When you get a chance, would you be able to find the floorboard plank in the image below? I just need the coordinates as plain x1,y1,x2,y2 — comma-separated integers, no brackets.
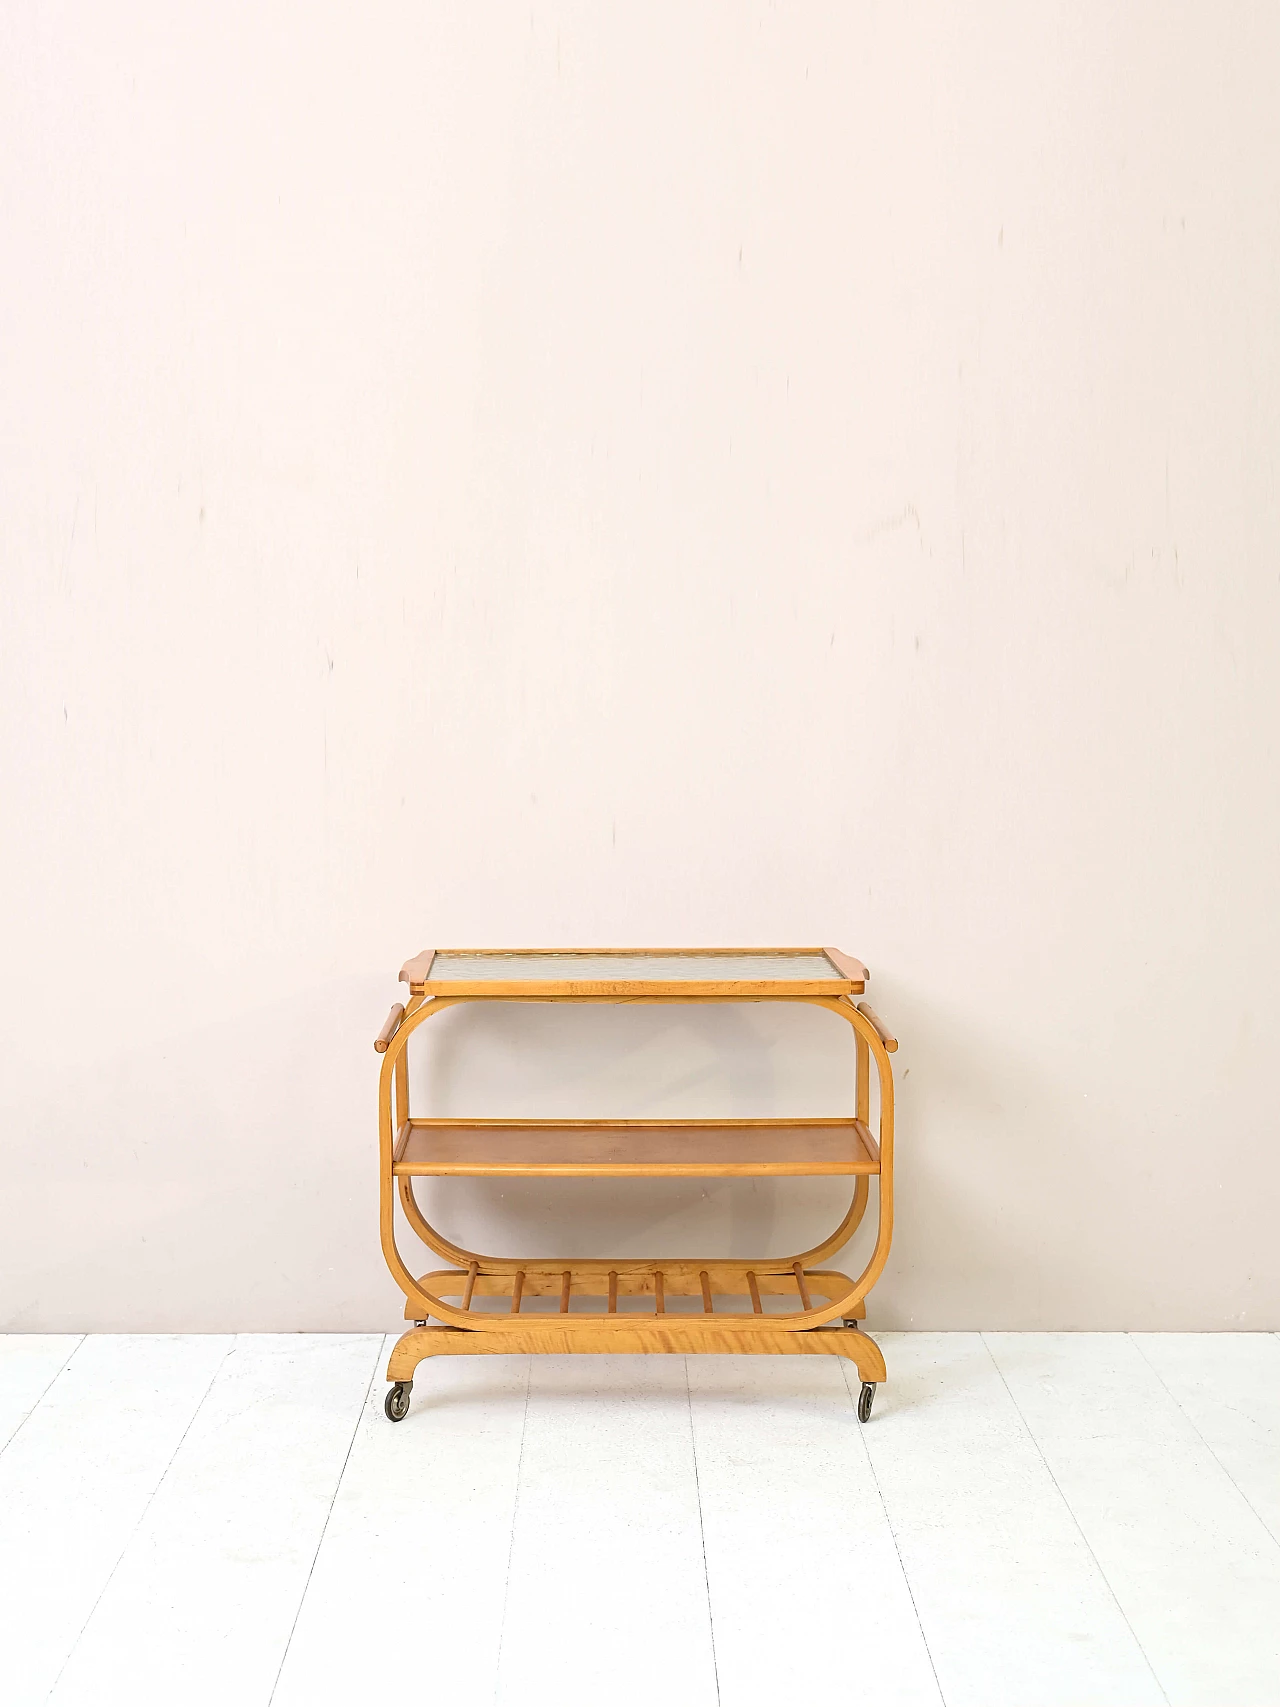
1130,1332,1280,1546
0,1334,83,1454
3,1332,1276,1706
494,1355,719,1707
0,1335,232,1707
986,1332,1280,1707
272,1338,530,1706
48,1335,381,1707
864,1333,1165,1707
688,1353,943,1706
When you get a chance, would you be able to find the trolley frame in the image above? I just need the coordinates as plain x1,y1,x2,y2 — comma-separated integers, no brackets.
374,947,897,1422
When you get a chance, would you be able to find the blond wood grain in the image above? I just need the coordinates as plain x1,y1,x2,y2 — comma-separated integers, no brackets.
387,1323,888,1383
856,1001,898,1052
374,964,895,1397
409,1265,859,1305
374,1002,405,1053
398,949,436,985
393,1119,878,1177
822,946,870,985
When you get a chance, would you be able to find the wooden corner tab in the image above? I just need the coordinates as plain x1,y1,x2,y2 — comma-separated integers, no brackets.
822,947,869,985
398,948,436,985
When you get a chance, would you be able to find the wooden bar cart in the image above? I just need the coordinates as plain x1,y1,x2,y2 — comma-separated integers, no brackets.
374,948,897,1423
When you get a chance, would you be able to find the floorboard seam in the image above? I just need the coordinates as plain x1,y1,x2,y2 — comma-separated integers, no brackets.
0,1335,85,1460
46,1334,236,1701
491,1354,533,1705
1127,1333,1280,1552
684,1357,722,1706
838,1360,948,1707
266,1336,381,1707
979,1333,1171,1707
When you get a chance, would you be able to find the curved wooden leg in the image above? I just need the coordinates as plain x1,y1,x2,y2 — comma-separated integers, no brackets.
387,1324,463,1382
831,1326,886,1385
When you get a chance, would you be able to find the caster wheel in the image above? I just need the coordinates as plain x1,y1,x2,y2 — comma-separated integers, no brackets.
384,1381,412,1422
857,1382,876,1424
842,1318,862,1329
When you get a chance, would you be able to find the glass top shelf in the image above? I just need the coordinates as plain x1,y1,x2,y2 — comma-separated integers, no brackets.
398,947,867,995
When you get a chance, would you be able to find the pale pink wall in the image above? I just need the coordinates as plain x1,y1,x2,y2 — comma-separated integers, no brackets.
2,2,1278,1329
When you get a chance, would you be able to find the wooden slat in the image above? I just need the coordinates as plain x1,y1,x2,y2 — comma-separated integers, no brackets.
654,1271,665,1314
391,1122,413,1164
747,1271,763,1314
700,1271,714,1313
412,1265,861,1309
559,1271,571,1313
510,1271,525,1314
607,1271,618,1313
461,1261,478,1311
394,1120,877,1177
417,1264,857,1297
793,1262,812,1311
853,1118,880,1164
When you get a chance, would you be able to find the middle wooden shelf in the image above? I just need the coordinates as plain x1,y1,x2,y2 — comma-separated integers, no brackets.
391,1117,881,1178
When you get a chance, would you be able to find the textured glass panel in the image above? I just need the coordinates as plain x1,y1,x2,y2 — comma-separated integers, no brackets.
428,951,841,982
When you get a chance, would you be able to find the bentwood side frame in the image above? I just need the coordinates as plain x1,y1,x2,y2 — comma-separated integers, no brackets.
374,948,897,1423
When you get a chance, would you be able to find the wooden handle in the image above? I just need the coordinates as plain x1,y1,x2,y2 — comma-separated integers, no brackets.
374,1002,406,1053
856,1002,897,1053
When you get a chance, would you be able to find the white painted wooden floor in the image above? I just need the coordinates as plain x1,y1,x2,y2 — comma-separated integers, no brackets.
0,1334,1276,1707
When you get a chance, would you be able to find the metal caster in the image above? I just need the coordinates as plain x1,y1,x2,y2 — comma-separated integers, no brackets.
384,1381,413,1422
857,1382,876,1423
842,1318,862,1329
